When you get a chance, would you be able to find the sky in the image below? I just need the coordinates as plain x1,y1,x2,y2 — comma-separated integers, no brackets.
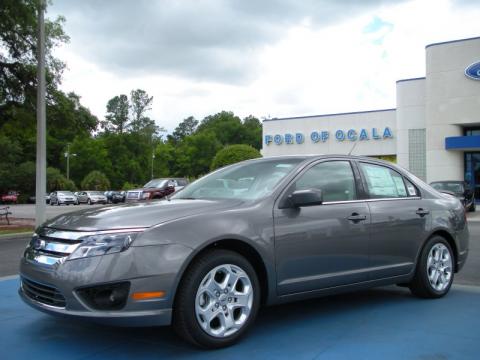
49,0,480,133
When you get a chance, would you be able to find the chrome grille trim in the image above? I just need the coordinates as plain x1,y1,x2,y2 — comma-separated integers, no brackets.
21,277,66,308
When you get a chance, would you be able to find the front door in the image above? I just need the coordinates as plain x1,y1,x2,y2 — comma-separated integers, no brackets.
274,160,371,295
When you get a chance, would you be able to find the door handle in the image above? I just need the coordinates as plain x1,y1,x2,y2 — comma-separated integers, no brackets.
347,213,367,223
416,208,430,217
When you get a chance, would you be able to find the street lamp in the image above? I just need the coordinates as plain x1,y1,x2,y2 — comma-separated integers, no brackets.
151,151,155,179
65,143,77,181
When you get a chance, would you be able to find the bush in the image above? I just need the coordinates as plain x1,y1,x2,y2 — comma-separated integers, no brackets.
47,167,77,192
211,144,261,170
81,171,111,191
121,181,141,191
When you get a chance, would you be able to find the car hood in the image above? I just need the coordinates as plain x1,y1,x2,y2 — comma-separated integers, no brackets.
43,199,243,231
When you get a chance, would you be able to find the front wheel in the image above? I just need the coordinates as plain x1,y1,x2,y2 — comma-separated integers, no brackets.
173,249,260,348
409,236,454,298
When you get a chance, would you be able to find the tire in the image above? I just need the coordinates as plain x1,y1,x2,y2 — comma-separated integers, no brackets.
409,236,454,298
87,199,91,205
469,201,476,212
173,249,260,349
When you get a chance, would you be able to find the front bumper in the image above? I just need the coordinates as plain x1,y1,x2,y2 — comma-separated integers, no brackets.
19,243,192,327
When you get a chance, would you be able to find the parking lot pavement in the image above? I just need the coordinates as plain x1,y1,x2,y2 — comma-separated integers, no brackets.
5,203,115,220
1,277,479,360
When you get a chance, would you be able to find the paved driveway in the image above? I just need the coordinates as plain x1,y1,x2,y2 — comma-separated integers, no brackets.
1,278,479,359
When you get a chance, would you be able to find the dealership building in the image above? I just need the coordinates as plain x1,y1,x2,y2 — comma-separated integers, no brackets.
262,36,480,198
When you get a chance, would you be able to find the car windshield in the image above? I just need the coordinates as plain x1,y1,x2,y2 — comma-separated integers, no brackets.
58,191,74,196
143,179,168,188
88,191,104,196
172,158,304,201
431,182,464,194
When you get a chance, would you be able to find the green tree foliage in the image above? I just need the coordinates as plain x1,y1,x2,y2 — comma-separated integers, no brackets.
130,89,154,132
101,94,129,134
169,116,198,143
211,144,261,170
0,0,69,106
81,171,110,191
47,167,76,192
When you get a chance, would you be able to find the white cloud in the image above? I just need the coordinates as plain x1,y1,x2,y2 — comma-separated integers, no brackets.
51,0,480,132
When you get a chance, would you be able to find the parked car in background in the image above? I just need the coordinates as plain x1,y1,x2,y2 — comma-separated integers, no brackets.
126,178,188,201
105,191,125,204
1,191,19,204
49,191,78,206
20,156,469,348
76,191,108,205
430,180,476,212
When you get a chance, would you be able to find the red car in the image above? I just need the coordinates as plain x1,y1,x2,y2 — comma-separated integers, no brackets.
125,178,188,201
1,191,19,204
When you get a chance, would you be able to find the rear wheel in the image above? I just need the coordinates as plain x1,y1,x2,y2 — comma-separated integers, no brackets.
409,236,454,298
469,201,476,212
173,249,260,348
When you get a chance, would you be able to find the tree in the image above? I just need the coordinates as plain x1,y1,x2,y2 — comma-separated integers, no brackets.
170,116,198,143
101,94,129,133
129,89,153,132
81,171,110,191
174,131,221,177
242,115,262,150
0,0,69,106
197,111,244,145
47,167,76,192
211,144,261,170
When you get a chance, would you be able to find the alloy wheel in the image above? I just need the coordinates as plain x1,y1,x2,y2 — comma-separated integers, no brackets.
195,264,253,338
427,243,453,291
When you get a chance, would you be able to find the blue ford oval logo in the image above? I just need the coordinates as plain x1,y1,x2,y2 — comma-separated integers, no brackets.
465,62,480,80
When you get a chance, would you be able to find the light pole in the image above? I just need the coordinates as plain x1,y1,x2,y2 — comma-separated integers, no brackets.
35,0,46,227
65,143,77,180
151,151,155,179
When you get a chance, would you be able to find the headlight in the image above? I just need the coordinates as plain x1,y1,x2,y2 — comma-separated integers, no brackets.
68,232,140,260
142,192,150,199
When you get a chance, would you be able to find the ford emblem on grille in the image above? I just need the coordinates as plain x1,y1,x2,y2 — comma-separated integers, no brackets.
33,238,46,250
465,61,480,80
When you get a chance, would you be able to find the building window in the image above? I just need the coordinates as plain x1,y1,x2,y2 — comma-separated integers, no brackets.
408,129,426,181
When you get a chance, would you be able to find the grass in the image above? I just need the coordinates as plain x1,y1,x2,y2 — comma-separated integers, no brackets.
0,226,34,235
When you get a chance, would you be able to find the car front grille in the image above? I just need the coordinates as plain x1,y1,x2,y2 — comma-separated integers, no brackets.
21,277,66,308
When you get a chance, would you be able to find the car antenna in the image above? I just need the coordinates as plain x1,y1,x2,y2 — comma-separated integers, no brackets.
348,141,358,156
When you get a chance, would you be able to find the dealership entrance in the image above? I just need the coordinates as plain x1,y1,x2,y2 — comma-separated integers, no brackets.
465,152,480,202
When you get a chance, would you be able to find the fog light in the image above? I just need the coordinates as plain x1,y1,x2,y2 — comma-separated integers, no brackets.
76,282,130,310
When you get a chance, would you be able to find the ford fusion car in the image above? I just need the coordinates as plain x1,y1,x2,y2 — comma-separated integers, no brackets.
19,155,469,348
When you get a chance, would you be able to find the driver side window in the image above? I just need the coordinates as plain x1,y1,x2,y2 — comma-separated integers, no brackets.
294,161,357,202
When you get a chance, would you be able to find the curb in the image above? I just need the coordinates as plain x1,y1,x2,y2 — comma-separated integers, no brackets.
0,232,32,240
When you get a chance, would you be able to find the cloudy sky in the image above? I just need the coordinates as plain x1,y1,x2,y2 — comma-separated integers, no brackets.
49,0,479,132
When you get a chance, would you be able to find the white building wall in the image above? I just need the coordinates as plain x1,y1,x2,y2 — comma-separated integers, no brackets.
395,78,426,171
262,110,396,157
425,38,480,182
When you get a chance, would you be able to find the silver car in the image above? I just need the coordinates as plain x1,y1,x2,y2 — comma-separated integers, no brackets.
19,156,469,348
49,191,78,206
76,191,107,205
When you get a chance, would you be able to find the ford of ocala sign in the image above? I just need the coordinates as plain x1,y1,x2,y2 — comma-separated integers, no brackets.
264,127,393,146
465,61,480,80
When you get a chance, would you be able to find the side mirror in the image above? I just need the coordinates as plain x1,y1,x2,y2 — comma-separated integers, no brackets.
288,189,323,208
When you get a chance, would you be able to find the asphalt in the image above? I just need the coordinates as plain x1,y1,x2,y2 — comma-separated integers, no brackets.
1,221,480,358
4,203,111,220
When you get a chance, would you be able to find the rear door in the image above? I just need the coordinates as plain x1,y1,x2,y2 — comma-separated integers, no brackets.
356,161,431,279
274,159,371,295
